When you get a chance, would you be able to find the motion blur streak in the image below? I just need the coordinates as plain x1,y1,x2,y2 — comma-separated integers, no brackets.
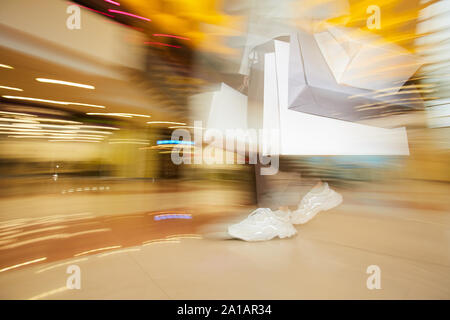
147,121,187,125
28,286,68,300
0,229,112,250
97,248,141,257
142,239,181,246
0,85,23,91
105,0,121,6
74,245,122,257
0,64,13,69
0,257,47,273
108,9,151,21
0,0,448,300
35,78,95,90
35,258,89,274
153,34,191,41
2,96,106,108
144,42,182,48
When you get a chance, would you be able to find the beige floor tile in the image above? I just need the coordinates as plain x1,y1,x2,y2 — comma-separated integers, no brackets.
0,252,169,299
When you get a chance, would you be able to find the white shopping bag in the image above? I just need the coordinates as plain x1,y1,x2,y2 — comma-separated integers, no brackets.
189,82,252,156
239,0,350,75
262,39,410,155
287,30,423,122
314,26,422,92
190,82,247,132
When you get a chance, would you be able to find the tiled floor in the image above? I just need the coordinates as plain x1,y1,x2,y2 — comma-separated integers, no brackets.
0,180,449,299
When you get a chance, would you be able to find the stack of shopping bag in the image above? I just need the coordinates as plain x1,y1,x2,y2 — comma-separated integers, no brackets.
190,27,423,156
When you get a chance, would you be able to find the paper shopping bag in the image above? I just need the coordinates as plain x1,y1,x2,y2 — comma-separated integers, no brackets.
314,26,422,92
190,82,248,133
261,39,410,155
287,30,424,122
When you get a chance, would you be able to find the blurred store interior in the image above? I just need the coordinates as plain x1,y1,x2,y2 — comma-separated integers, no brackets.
0,0,449,299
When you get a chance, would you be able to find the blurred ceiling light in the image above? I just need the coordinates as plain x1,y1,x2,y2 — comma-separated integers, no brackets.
0,85,23,92
105,0,120,5
157,140,194,145
2,95,68,105
0,111,35,117
153,34,190,41
67,102,105,108
50,133,104,138
35,118,82,124
87,112,149,118
6,134,51,138
79,125,119,130
2,95,105,108
108,9,151,21
0,117,38,123
49,139,101,143
37,124,80,129
109,141,150,145
147,121,186,125
13,124,42,128
0,124,41,129
7,134,103,140
169,126,204,129
50,134,104,139
0,131,43,135
115,113,150,118
12,124,42,129
35,78,95,90
76,130,112,135
109,138,149,142
109,138,150,145
23,130,80,134
0,64,13,69
86,113,131,118
75,136,105,139
144,42,181,48
0,128,75,133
